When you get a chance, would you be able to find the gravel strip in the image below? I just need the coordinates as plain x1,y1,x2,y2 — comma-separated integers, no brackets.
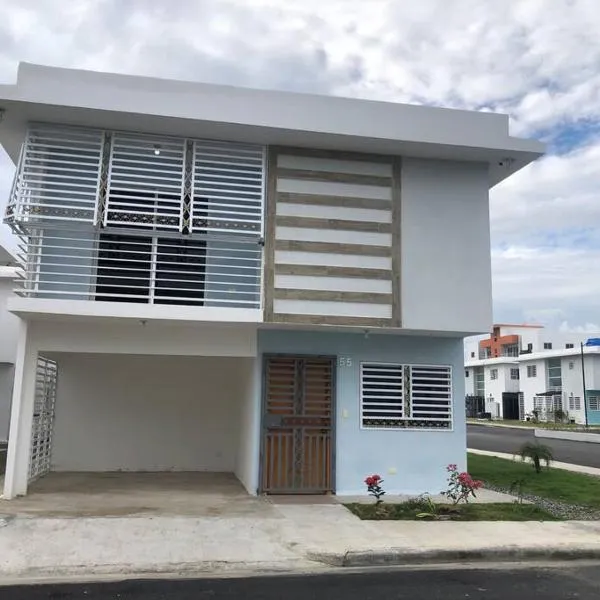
483,482,600,520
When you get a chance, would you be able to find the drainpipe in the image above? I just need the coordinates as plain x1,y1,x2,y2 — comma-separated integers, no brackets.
581,342,589,427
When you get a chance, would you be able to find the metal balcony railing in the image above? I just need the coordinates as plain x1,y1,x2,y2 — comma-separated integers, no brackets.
16,229,263,308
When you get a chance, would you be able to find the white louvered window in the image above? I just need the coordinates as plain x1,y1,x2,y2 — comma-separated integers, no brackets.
360,363,452,429
105,133,186,230
569,396,581,411
588,396,599,411
360,364,404,425
8,125,104,225
192,140,264,235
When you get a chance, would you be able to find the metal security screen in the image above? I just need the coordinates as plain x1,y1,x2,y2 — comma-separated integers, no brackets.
6,125,104,227
261,356,334,494
29,357,58,482
361,363,453,429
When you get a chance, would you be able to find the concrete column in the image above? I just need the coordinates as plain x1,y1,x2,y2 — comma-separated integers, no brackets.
3,320,37,499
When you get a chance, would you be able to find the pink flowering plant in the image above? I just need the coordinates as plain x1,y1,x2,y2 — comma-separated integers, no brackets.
441,464,483,504
364,474,385,505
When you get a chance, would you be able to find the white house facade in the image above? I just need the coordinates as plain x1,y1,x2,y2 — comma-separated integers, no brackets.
0,63,543,499
465,325,600,424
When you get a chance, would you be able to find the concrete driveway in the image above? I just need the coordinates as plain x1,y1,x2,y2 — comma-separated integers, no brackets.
0,472,280,518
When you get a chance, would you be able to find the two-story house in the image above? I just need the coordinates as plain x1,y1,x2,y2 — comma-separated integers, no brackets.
0,63,543,499
465,325,600,423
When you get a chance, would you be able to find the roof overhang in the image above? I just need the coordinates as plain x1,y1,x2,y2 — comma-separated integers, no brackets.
0,63,545,188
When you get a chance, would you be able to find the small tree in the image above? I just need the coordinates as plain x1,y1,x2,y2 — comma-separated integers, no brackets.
515,441,554,473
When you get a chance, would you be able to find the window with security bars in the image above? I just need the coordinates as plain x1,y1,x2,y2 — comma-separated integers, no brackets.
568,396,581,411
588,396,599,411
360,363,452,429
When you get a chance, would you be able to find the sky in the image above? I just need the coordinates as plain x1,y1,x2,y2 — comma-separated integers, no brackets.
0,0,599,331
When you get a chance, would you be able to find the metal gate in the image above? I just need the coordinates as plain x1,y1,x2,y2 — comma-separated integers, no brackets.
260,356,335,494
29,356,58,482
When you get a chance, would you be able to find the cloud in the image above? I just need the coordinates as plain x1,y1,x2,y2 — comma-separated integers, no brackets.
0,0,599,327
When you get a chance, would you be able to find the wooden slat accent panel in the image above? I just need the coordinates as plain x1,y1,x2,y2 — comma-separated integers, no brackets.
265,148,400,326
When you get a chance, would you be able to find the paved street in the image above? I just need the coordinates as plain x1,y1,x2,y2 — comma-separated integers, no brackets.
2,565,600,599
468,424,600,468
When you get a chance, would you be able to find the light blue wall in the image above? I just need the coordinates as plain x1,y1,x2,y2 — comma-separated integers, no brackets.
585,390,600,425
258,329,466,495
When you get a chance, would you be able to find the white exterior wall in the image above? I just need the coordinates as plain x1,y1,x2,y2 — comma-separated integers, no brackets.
0,272,19,364
400,159,492,335
561,355,586,422
0,364,14,442
234,357,261,495
519,359,547,416
51,353,247,472
464,367,475,395
0,271,19,441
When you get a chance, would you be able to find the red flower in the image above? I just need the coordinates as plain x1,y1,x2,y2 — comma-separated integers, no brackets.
364,476,375,486
372,474,381,482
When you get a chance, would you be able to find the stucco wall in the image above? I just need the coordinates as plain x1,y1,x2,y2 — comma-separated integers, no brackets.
234,357,261,494
258,330,465,496
400,159,492,335
0,364,14,442
51,353,245,472
0,274,19,363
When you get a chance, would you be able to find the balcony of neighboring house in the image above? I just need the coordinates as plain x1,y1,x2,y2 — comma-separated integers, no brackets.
4,124,265,323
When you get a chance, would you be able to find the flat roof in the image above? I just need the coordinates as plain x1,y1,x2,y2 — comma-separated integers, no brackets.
0,63,544,187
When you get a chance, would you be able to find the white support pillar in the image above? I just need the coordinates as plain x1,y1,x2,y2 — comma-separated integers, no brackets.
3,320,38,499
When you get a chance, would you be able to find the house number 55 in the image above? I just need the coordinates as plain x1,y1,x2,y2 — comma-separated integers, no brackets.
337,356,353,368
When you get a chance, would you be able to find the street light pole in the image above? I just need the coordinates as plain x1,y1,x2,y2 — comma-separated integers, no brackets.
581,342,589,427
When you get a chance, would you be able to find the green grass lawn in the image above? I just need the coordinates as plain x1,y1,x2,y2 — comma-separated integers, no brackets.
345,501,559,521
468,453,600,508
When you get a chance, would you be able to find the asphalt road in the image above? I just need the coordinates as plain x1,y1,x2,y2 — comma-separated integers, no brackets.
3,565,600,599
467,424,600,468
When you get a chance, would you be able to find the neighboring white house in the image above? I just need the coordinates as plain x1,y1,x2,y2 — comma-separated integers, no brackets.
465,324,600,424
0,62,543,499
0,244,19,444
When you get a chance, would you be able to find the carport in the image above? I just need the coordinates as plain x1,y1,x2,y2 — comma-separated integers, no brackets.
2,316,262,500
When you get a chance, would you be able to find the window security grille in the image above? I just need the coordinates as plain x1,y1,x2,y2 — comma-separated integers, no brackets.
490,369,498,380
589,396,599,411
104,133,186,230
569,396,581,411
7,125,104,226
527,365,537,378
510,368,520,380
9,124,265,236
360,363,452,429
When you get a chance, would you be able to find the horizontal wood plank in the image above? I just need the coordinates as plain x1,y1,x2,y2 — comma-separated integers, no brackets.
270,145,393,165
272,313,394,327
277,192,391,211
275,239,392,257
274,289,393,304
276,216,392,234
276,168,392,187
275,263,391,280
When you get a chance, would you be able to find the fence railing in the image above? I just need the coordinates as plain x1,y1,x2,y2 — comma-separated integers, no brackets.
16,228,263,309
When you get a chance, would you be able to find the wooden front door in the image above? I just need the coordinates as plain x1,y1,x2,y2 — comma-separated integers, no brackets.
260,356,335,494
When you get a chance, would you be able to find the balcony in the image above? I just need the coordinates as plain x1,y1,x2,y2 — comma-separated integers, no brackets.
5,124,265,315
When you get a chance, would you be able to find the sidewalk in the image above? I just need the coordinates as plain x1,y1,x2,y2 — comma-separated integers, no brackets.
2,500,600,581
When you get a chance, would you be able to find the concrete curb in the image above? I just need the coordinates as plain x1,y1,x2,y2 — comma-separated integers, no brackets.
467,421,532,430
307,546,600,568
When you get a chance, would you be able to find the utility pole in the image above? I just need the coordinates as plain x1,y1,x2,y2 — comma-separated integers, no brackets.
581,342,589,427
